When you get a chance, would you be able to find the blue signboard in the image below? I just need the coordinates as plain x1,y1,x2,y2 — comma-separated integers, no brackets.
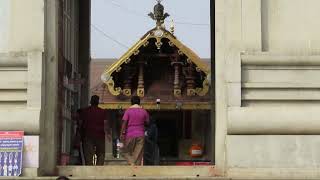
0,131,23,176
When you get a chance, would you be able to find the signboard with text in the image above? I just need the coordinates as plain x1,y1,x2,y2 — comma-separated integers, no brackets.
0,131,23,176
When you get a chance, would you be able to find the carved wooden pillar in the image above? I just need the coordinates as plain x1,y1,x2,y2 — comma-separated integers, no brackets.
171,61,182,97
137,61,145,97
122,65,133,96
184,64,196,96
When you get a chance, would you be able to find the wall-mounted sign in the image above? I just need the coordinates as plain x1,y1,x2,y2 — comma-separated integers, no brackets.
0,131,23,176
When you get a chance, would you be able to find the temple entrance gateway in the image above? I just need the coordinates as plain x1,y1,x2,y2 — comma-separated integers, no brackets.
55,0,215,177
94,1,213,166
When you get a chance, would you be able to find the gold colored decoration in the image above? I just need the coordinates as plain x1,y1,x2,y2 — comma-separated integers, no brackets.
125,58,131,64
101,25,211,99
148,1,169,27
106,77,121,96
116,66,122,72
99,102,211,110
168,41,174,47
123,89,131,96
187,89,196,96
133,50,140,55
174,89,181,97
170,19,175,34
154,29,164,37
155,38,163,49
143,41,149,47
196,79,210,96
104,29,210,77
100,73,110,83
137,61,145,97
105,33,151,75
165,34,210,74
172,61,182,98
137,88,145,97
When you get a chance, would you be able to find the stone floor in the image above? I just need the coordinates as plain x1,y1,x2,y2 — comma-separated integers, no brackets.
2,166,320,180
0,177,319,180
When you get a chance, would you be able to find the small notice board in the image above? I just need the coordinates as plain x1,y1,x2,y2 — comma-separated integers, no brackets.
0,131,24,176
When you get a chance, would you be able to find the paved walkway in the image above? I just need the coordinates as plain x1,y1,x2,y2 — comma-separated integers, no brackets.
0,177,319,180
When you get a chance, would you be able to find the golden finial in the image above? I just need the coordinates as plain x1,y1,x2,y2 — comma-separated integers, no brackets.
170,19,175,34
162,23,166,29
148,0,170,27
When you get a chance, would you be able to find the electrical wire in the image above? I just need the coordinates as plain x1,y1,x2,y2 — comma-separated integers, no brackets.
107,0,210,27
91,23,129,49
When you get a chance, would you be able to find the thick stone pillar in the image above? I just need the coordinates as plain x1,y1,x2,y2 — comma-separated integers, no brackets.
40,0,58,176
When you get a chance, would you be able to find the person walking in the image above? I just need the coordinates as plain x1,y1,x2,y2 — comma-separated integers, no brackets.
80,95,111,165
120,96,149,165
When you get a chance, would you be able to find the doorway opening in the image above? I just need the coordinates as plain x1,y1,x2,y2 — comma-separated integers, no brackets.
152,110,212,165
103,109,212,166
54,0,215,171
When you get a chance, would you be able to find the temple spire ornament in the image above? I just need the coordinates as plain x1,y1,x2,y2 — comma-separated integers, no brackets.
170,19,175,34
101,0,211,103
148,0,170,27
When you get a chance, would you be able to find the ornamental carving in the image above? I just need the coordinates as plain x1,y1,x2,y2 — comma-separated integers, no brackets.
101,1,210,102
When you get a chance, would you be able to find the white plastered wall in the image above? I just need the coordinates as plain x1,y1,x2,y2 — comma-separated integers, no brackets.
262,0,320,53
0,0,44,132
0,0,44,53
216,0,320,178
0,0,44,176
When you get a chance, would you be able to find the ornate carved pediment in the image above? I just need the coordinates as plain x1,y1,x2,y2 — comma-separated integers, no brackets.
101,1,210,100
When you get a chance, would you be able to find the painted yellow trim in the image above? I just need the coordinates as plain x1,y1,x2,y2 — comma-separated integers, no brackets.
165,34,210,75
106,77,121,96
102,28,210,77
196,79,210,96
99,102,211,110
102,28,212,97
104,33,152,76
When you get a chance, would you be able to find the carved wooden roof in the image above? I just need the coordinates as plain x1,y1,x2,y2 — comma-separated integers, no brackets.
103,27,210,76
100,27,211,97
91,59,211,110
98,2,211,109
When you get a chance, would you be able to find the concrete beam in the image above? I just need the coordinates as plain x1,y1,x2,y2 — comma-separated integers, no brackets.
27,51,43,108
242,82,320,88
242,88,320,100
40,0,59,175
0,90,26,101
215,0,228,174
0,70,27,89
227,135,320,178
0,52,27,66
227,83,241,107
241,53,320,66
0,109,40,134
242,67,320,84
228,107,320,134
228,168,320,179
57,166,219,178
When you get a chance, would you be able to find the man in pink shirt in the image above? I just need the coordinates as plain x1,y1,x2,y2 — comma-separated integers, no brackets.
120,96,149,165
